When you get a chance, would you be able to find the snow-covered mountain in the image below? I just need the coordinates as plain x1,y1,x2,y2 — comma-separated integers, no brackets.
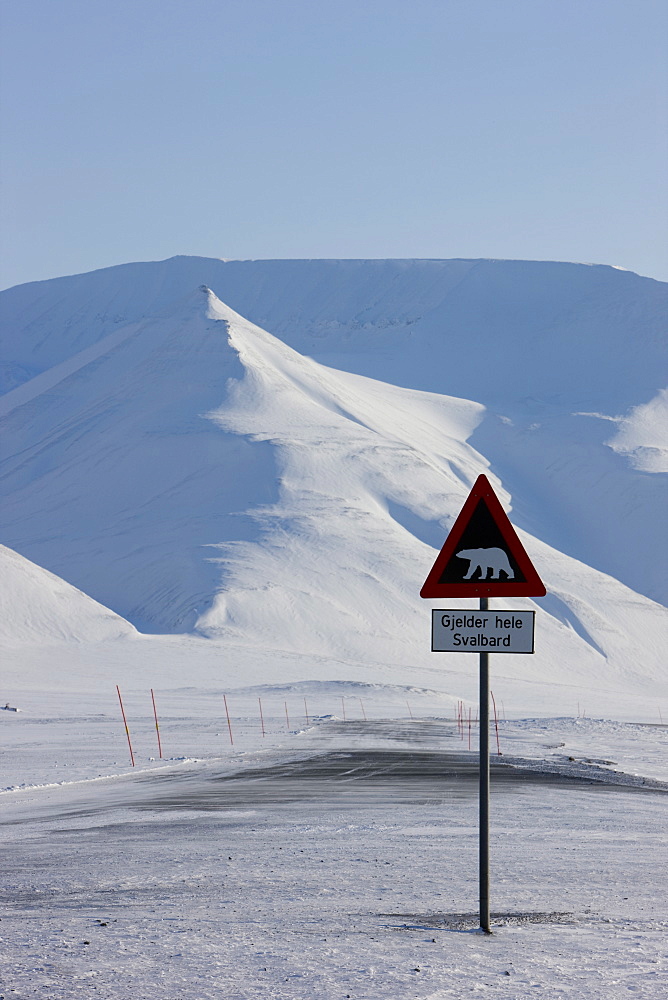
0,257,665,713
0,544,135,645
2,256,666,605
2,256,665,411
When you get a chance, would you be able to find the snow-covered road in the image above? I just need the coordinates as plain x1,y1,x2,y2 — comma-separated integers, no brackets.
1,716,666,998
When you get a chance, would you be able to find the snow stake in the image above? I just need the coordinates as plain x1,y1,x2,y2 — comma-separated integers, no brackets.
150,688,163,759
259,697,265,738
491,690,501,756
116,685,135,767
223,694,234,746
284,701,290,731
304,697,310,726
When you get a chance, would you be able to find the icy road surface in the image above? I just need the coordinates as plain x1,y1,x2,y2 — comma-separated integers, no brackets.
1,718,666,999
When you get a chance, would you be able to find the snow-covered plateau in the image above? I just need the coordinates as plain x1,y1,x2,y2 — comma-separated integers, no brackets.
0,256,666,997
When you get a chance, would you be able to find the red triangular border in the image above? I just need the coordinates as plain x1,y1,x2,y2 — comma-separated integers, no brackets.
420,474,546,597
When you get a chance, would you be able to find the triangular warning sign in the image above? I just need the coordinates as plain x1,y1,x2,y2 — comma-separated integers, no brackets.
420,474,546,598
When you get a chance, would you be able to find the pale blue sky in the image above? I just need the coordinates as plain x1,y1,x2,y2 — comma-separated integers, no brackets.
1,0,666,289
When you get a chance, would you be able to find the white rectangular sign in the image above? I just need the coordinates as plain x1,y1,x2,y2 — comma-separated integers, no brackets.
431,609,535,653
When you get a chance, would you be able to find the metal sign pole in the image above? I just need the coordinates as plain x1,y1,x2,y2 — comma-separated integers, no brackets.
479,596,491,934
419,476,546,935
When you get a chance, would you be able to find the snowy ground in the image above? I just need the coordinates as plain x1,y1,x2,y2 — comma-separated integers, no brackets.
1,698,666,999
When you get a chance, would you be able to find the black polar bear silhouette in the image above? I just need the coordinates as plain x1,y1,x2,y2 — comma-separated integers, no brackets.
456,547,514,580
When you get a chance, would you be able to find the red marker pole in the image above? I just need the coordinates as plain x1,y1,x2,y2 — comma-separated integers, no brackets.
223,694,234,746
150,688,163,759
491,690,501,756
116,686,135,767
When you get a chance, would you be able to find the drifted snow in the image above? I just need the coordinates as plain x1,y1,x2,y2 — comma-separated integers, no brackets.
604,388,668,473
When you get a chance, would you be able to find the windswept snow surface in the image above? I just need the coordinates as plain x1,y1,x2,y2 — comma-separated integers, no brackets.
1,705,666,999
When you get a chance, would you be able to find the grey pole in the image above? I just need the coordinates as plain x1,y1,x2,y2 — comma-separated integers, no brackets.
479,596,491,934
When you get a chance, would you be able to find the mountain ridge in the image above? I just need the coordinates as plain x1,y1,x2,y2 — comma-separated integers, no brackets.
3,256,665,408
2,257,665,606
